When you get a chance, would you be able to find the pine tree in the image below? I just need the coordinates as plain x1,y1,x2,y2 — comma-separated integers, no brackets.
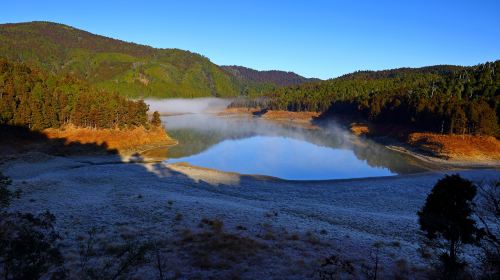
151,111,162,127
417,174,481,278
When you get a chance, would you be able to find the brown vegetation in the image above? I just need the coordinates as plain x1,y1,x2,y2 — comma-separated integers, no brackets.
349,121,500,163
261,110,319,123
218,107,260,115
408,133,500,161
350,123,371,136
43,125,176,154
220,107,319,127
179,218,266,270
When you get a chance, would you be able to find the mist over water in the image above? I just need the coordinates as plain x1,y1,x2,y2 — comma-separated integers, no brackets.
144,98,231,114
141,98,431,180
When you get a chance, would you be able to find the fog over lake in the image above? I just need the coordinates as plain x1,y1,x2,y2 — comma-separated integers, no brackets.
143,99,432,180
145,98,232,114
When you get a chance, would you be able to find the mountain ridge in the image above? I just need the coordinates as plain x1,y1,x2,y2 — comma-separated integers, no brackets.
0,21,314,98
221,65,319,87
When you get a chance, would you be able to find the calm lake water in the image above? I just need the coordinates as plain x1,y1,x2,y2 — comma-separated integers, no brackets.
142,113,432,180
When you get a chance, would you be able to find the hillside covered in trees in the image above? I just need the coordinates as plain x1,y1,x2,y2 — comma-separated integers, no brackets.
239,61,500,137
221,65,319,87
0,21,304,99
0,58,153,130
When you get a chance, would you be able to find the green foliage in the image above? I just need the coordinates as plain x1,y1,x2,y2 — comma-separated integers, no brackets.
0,21,263,98
0,59,152,129
221,65,318,87
418,174,481,277
251,61,500,136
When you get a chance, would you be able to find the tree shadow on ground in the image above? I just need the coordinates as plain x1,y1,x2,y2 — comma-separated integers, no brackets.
0,124,119,157
0,123,262,279
0,124,227,185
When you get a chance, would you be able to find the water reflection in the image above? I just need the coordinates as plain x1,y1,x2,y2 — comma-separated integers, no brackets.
141,114,434,180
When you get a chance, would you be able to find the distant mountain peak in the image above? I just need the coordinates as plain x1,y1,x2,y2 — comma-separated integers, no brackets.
221,65,319,87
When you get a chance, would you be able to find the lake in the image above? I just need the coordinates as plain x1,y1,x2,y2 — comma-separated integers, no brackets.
141,113,433,180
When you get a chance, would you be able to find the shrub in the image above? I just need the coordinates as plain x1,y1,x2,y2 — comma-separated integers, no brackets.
0,211,63,279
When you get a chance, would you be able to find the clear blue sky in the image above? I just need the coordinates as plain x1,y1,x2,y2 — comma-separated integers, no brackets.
1,0,499,79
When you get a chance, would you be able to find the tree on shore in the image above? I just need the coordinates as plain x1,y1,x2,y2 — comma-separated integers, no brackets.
417,174,481,278
151,111,162,127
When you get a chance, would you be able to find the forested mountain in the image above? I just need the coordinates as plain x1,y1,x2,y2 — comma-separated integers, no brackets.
0,21,267,98
221,65,318,87
236,62,500,136
0,58,153,130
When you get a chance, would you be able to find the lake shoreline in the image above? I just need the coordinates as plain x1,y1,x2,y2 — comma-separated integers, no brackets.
220,107,500,169
2,110,496,278
0,124,178,164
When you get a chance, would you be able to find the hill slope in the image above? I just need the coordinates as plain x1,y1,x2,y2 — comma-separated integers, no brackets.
0,21,245,98
238,62,500,136
221,65,318,87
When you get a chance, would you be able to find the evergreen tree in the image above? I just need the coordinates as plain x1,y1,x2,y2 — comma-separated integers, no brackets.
151,111,162,127
0,58,152,130
417,174,481,278
240,60,500,137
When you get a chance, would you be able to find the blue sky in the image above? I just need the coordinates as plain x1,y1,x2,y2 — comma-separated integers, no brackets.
1,0,499,79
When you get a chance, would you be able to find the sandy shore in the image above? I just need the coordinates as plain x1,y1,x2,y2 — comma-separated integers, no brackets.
1,151,498,279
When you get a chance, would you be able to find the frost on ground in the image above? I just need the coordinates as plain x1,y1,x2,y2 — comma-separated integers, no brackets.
1,152,499,279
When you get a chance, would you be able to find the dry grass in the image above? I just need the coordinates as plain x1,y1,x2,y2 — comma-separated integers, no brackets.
349,121,500,162
408,133,500,161
180,218,266,270
220,108,319,124
182,231,265,269
350,123,371,136
43,125,176,153
218,107,260,115
261,110,320,123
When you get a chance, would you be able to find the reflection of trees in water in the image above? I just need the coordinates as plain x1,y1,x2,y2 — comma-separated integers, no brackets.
294,128,431,174
347,139,432,174
159,115,432,174
166,129,235,158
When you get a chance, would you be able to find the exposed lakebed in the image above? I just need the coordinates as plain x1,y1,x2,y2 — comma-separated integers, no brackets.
141,113,434,180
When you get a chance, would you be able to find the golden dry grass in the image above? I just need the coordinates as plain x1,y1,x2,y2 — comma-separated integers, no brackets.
349,123,371,136
408,133,500,161
261,110,320,123
43,125,176,152
220,108,319,122
218,107,260,115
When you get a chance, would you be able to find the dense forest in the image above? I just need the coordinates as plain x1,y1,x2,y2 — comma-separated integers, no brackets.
0,22,313,99
221,65,319,87
234,61,500,137
0,58,153,130
0,21,239,98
